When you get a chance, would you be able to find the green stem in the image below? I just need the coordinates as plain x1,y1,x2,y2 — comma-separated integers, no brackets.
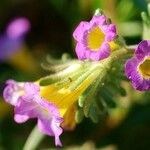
23,126,45,150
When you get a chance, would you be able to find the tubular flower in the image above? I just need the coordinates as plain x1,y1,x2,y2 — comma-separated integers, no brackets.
3,65,100,146
125,40,150,91
3,57,111,146
73,14,117,61
3,80,63,146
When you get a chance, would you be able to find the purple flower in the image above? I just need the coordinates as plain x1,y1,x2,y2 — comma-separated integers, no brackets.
125,40,150,91
3,80,63,146
0,18,30,61
73,14,117,61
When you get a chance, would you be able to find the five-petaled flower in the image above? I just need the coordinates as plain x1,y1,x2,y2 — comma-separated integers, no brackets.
125,40,150,91
73,14,117,61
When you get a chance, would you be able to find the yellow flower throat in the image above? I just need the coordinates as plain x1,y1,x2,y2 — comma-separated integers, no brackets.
87,26,104,51
87,26,118,51
138,57,150,79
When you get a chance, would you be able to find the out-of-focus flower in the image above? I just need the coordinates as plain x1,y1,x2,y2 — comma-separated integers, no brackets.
125,40,150,91
3,80,63,146
0,17,30,61
6,18,30,39
73,14,117,61
0,17,39,74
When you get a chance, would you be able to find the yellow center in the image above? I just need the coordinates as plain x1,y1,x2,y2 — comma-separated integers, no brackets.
138,57,150,79
87,26,105,51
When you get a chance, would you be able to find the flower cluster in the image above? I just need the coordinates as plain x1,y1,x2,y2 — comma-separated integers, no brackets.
3,10,150,148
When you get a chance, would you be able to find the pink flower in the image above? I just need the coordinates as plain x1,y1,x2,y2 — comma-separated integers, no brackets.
73,15,117,61
3,80,63,146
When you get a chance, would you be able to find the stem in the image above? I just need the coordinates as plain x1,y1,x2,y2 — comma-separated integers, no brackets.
23,126,45,150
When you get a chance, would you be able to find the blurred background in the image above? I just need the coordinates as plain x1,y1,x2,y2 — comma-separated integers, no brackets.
0,0,150,149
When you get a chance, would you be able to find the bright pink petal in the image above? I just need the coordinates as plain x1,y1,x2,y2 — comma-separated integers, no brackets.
3,80,24,106
73,14,117,61
73,21,89,42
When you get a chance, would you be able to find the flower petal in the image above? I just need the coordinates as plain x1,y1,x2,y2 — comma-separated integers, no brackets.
125,54,150,91
135,40,150,59
90,15,107,26
24,82,40,95
73,14,117,61
3,80,23,106
125,57,139,79
75,43,87,60
15,89,63,146
85,43,110,61
73,21,89,42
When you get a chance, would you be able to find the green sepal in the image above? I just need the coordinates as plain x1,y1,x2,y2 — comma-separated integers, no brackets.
40,61,87,86
88,98,108,123
41,53,74,73
100,87,116,108
75,107,84,124
39,75,63,86
78,95,86,108
41,62,71,73
115,35,126,48
94,8,103,16
81,79,100,117
88,101,100,123
78,78,98,108
46,53,71,65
